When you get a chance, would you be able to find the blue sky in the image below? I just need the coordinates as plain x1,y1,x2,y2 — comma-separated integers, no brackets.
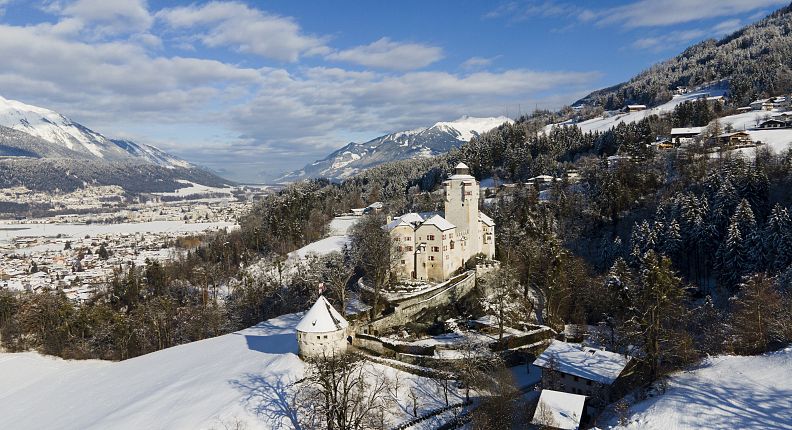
0,0,786,182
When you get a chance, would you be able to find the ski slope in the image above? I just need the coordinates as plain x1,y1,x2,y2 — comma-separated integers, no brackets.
607,346,792,429
0,312,463,430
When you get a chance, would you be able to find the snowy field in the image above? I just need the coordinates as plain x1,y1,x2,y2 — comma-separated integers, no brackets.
286,215,357,261
0,220,236,243
153,180,234,197
0,312,464,430
606,346,792,429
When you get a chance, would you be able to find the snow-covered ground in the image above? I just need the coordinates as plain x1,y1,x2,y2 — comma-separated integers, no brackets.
605,346,792,429
153,180,233,197
286,215,357,261
551,84,728,134
0,312,464,430
0,220,235,244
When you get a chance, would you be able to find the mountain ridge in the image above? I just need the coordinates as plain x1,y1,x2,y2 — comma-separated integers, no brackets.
278,115,512,182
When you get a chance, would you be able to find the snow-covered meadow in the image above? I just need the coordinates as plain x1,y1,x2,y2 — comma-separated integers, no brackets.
0,312,465,430
606,346,792,429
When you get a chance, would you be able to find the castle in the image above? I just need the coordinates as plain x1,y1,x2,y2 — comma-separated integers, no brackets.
385,162,495,282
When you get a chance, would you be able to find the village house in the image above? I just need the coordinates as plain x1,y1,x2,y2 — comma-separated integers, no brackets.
386,162,495,282
296,295,350,358
717,131,753,147
758,114,792,129
626,104,646,112
751,98,776,111
670,127,704,145
533,340,635,411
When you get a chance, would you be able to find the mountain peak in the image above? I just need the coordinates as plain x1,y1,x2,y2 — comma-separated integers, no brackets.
277,115,511,182
0,94,191,168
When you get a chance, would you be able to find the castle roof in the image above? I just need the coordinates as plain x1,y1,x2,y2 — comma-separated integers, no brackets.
296,295,348,333
420,214,456,231
479,212,495,227
455,162,469,170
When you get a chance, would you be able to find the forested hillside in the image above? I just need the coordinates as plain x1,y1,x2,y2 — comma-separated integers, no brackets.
576,3,792,109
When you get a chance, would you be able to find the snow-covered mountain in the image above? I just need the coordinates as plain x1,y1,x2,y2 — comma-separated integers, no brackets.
278,116,512,182
0,95,190,168
0,96,231,193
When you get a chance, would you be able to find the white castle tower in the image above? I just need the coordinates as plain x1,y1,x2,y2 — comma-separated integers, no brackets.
443,162,481,260
296,296,349,358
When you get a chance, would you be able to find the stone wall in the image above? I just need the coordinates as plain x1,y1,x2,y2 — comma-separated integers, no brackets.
361,271,476,335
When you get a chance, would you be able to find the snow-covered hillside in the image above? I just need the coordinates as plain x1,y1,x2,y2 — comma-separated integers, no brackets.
607,346,792,429
551,83,729,134
278,116,512,182
0,312,462,430
0,95,190,168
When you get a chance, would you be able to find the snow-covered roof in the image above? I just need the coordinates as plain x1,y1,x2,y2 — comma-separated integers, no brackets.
296,295,349,333
479,212,494,227
670,127,704,135
384,218,411,231
532,389,586,430
420,214,456,231
399,212,425,225
533,340,632,385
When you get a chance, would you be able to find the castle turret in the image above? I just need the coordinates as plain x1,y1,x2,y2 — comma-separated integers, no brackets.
296,296,349,358
444,162,481,258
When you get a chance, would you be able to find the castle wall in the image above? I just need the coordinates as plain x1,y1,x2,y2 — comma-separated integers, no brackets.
297,328,348,358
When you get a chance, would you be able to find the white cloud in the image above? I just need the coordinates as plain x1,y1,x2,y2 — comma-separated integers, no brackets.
630,29,706,51
461,56,500,69
596,0,787,28
43,0,154,38
0,3,602,181
156,1,329,62
712,19,743,36
326,38,443,71
485,1,583,22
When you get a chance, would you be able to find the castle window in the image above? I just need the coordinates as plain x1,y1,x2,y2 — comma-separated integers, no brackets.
427,234,435,240
443,246,447,251
406,246,413,251
431,246,439,252
401,260,406,264
429,256,435,261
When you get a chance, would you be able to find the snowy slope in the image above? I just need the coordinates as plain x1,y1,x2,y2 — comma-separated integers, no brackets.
0,312,462,430
607,346,792,430
0,95,190,168
550,83,729,134
278,116,512,182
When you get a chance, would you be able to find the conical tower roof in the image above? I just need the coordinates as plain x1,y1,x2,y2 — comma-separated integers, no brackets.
296,295,348,333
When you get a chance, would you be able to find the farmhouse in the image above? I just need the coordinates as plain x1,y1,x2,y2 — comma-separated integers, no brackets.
386,162,495,282
296,295,349,358
626,104,646,112
758,115,792,129
670,127,704,145
717,131,753,147
751,98,775,111
534,340,634,409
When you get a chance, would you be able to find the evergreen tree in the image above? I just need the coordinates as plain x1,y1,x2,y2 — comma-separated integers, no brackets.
716,223,747,293
764,204,792,272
